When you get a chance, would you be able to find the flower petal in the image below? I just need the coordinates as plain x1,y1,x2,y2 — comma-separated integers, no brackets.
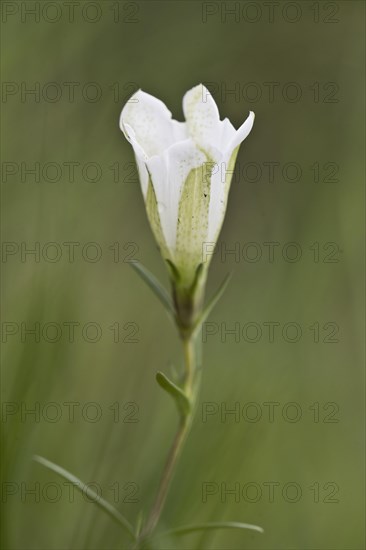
207,146,240,244
183,84,236,161
218,117,237,151
207,112,255,243
146,139,206,256
144,176,171,262
120,90,187,158
226,111,255,156
122,123,149,197
174,159,213,284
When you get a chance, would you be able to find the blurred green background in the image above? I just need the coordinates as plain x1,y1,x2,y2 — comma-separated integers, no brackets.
1,1,364,549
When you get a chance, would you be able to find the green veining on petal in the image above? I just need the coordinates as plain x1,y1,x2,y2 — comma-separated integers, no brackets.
145,177,171,261
175,161,214,286
226,145,240,192
209,145,240,247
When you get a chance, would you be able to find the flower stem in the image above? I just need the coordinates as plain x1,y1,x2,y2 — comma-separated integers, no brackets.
183,335,195,396
137,333,200,547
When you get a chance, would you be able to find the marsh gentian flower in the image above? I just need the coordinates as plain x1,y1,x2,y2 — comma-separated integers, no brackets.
120,84,254,326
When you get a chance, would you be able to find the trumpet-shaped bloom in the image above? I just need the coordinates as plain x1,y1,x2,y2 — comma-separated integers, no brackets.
120,84,254,287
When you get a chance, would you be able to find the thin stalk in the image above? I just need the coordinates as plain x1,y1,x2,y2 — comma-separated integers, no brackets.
137,333,200,546
183,335,195,396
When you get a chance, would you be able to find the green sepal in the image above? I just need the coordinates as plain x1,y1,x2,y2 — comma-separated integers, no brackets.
130,261,175,317
165,259,181,284
190,263,205,295
193,272,232,331
156,371,191,418
33,455,136,539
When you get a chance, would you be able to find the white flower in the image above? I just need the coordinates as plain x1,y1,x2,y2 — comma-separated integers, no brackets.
120,84,254,287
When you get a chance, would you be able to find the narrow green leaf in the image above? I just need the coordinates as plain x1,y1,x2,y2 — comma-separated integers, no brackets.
130,261,175,317
194,272,232,330
33,455,136,540
160,520,264,538
156,371,191,417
